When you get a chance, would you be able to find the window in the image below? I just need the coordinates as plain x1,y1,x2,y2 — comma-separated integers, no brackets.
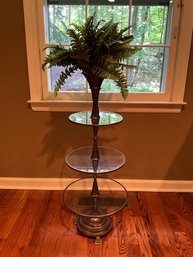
23,0,193,112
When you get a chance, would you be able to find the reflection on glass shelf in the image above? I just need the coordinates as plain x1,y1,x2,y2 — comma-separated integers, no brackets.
66,146,125,173
69,111,123,126
62,178,128,217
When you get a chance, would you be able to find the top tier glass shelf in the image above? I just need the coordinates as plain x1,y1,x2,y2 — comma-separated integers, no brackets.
69,111,123,126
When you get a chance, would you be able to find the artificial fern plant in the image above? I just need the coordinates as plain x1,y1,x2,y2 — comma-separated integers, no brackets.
42,15,140,100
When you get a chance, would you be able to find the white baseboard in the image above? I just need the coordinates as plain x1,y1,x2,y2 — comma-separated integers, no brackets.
0,177,193,192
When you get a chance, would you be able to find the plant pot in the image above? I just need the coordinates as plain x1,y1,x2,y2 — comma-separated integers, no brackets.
83,73,103,123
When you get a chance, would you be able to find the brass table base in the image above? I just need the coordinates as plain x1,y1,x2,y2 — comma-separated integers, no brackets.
77,215,112,242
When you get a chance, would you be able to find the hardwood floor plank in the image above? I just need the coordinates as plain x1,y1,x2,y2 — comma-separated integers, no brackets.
31,192,69,257
146,192,193,257
133,216,153,257
127,192,143,216
160,192,193,244
50,216,87,257
104,216,121,257
0,191,48,257
169,231,193,257
177,193,193,227
144,192,182,257
28,191,54,247
0,190,27,239
159,193,188,233
115,208,140,256
133,192,165,257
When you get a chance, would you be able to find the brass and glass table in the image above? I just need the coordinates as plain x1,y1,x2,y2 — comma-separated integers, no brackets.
63,111,127,244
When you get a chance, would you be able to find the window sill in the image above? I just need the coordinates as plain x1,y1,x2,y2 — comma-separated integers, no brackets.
28,100,186,113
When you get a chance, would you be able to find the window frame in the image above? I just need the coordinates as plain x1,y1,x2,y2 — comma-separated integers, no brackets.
23,0,193,113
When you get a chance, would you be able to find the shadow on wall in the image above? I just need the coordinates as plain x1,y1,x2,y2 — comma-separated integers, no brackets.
38,112,69,167
38,112,92,176
37,111,122,178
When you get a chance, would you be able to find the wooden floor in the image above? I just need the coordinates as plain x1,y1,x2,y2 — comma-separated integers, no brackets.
1,190,193,257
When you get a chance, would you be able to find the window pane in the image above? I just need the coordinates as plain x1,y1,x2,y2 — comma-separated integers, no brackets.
88,3,130,30
128,47,168,92
100,80,120,93
47,4,85,43
49,67,86,92
131,5,170,44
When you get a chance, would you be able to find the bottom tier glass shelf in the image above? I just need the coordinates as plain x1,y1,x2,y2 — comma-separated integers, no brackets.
62,177,127,218
62,177,127,240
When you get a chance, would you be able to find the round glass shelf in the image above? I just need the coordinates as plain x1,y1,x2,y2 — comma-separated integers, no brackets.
66,146,125,174
69,111,123,126
62,178,128,218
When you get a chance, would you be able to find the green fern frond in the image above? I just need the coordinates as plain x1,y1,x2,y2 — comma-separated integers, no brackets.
70,23,83,33
96,20,113,38
67,29,82,49
110,46,141,60
91,66,120,80
97,22,117,45
115,72,128,99
54,66,78,96
116,27,130,39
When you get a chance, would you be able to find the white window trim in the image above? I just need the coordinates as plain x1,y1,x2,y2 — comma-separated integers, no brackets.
23,0,192,113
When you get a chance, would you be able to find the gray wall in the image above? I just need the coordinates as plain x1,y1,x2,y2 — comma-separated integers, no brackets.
0,0,193,179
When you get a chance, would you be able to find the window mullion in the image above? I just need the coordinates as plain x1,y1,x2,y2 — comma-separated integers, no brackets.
86,0,88,18
160,0,172,92
164,0,182,99
85,0,89,94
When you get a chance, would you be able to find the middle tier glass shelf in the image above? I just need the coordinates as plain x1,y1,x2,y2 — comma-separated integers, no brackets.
66,146,125,174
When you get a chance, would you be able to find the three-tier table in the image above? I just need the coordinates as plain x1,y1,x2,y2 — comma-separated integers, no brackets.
63,111,127,244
